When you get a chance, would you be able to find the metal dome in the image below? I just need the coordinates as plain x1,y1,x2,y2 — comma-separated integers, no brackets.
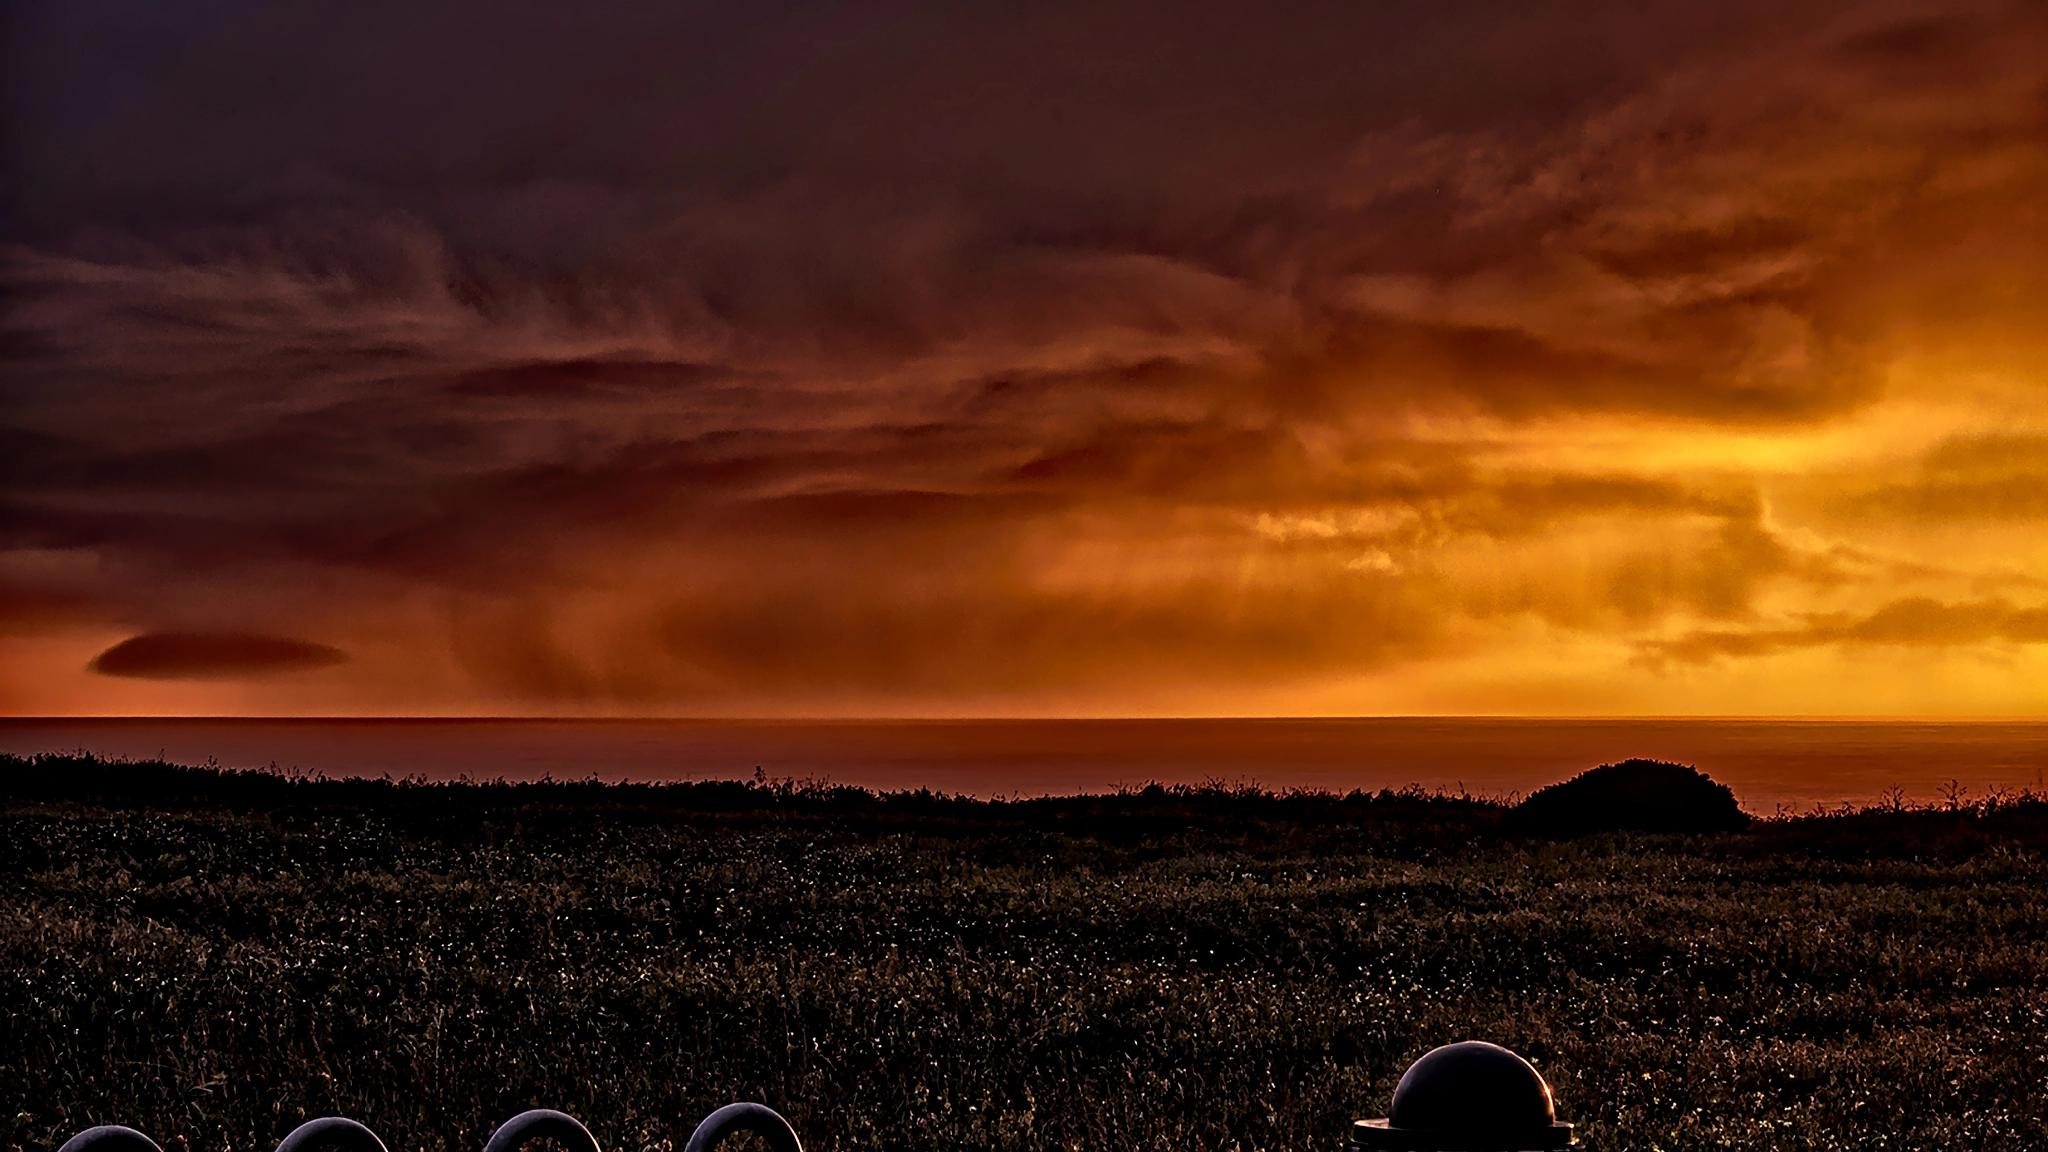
1350,1041,1573,1151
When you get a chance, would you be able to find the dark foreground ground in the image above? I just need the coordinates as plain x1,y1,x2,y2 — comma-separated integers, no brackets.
3,755,2046,1152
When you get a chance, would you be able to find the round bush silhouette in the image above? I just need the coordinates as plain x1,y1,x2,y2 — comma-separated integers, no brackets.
1508,758,1748,837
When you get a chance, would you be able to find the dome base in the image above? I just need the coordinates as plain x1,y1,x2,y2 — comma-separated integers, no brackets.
1349,1119,1574,1151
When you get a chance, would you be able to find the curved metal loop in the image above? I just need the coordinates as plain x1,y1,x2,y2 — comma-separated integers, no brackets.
58,1126,164,1152
681,1104,801,1152
274,1117,392,1152
482,1110,601,1152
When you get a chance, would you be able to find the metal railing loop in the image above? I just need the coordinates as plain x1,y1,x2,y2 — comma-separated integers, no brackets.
274,1116,392,1152
58,1100,802,1152
682,1104,802,1152
57,1126,163,1152
482,1110,601,1152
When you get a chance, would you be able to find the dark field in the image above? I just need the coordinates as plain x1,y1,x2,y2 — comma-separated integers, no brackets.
4,756,2047,1152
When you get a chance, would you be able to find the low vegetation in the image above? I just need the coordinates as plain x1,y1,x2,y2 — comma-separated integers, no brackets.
4,754,2046,1152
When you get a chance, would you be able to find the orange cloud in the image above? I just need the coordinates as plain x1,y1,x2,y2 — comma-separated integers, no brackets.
1641,597,2048,666
3,0,2046,716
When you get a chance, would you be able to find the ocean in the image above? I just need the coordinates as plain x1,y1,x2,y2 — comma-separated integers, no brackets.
4,717,2046,812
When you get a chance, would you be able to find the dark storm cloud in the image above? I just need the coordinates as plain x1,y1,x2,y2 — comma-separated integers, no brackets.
4,0,2046,705
89,632,348,679
1,0,1725,233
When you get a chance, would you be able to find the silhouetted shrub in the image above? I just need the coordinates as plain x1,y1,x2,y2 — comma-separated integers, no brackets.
1507,758,1748,837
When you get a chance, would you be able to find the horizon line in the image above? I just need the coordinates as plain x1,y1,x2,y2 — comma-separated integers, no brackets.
6,714,2047,724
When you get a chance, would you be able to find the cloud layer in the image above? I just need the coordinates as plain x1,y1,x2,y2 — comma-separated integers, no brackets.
89,633,348,679
4,0,2046,715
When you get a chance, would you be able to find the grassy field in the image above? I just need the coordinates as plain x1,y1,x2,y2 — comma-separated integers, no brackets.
4,755,2046,1152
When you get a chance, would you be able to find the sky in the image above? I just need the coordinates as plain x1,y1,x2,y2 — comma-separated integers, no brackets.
2,0,2045,718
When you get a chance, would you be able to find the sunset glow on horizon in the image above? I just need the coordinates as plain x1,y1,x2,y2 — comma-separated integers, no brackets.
4,0,2046,718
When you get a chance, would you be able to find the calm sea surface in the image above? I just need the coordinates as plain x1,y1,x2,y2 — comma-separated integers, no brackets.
5,717,2047,812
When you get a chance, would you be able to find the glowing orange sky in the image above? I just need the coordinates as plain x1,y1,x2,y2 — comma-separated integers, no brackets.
3,0,2045,717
